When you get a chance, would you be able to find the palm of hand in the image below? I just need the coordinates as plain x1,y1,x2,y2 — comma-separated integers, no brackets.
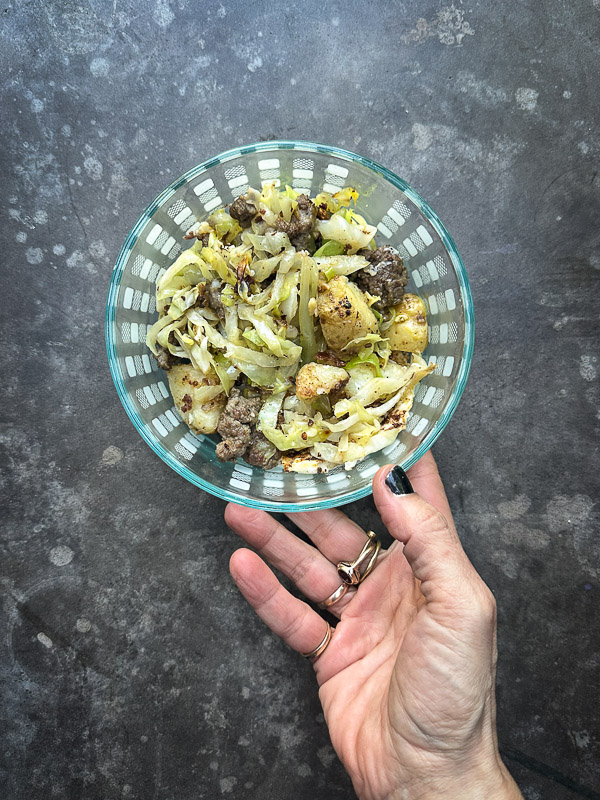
316,543,494,800
226,454,506,800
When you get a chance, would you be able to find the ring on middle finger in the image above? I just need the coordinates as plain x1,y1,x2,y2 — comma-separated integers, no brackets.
317,531,382,610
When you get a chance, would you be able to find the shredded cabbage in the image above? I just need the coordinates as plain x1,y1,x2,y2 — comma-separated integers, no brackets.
279,272,299,320
238,305,302,361
243,230,291,255
242,328,265,348
221,285,235,307
258,393,328,451
344,350,383,377
199,246,237,285
335,357,432,416
298,254,319,364
262,418,329,451
213,354,238,394
155,251,209,313
316,212,376,253
208,208,242,242
255,267,296,317
315,254,369,277
233,363,281,387
251,253,283,283
341,332,387,352
223,306,242,345
313,187,359,215
146,314,179,355
260,182,297,222
313,240,346,257
257,392,285,429
147,183,436,474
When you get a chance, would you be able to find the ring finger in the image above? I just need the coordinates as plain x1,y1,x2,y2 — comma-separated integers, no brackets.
287,507,377,565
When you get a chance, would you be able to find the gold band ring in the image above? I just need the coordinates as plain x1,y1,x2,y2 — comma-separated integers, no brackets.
317,582,350,610
360,538,382,583
337,530,380,586
302,621,332,661
317,531,382,609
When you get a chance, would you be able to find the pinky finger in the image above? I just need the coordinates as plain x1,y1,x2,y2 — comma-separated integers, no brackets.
230,548,332,659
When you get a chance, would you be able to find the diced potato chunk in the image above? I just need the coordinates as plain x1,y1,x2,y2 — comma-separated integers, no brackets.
168,365,226,434
281,451,334,474
317,275,378,354
295,363,349,401
387,294,428,353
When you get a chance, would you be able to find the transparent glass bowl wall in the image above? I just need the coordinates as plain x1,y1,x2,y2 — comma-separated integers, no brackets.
106,142,474,511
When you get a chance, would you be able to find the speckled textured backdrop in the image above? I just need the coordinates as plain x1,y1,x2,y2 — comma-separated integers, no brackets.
1,1,599,798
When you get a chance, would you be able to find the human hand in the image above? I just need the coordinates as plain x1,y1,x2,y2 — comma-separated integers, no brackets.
226,453,522,800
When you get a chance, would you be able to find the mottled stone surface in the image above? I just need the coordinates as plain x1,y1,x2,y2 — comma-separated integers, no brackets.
1,1,599,798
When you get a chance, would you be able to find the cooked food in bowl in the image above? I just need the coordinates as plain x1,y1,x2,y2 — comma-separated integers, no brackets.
146,183,434,473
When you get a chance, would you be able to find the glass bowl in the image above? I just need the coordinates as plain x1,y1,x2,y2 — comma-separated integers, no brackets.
106,141,474,512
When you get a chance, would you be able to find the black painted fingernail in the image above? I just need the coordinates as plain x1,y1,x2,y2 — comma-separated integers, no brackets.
385,466,414,495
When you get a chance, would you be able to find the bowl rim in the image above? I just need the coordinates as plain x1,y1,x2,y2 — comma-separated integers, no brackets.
106,140,474,512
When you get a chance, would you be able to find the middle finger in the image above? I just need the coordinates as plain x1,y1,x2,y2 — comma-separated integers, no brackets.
286,508,372,563
225,504,349,611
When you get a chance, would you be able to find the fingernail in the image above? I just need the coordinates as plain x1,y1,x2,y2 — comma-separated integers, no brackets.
385,466,414,495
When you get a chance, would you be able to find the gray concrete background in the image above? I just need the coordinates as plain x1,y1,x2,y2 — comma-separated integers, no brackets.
1,1,599,798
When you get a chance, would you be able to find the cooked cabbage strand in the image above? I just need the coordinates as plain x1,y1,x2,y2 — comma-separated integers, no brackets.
146,183,435,473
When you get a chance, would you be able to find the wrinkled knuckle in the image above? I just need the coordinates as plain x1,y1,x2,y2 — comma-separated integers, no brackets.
313,518,336,542
257,524,279,550
418,503,451,536
235,507,264,532
254,582,279,612
280,606,308,641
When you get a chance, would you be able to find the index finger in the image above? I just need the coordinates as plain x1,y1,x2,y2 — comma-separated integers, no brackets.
405,451,454,526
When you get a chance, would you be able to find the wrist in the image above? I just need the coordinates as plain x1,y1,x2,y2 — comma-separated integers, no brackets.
388,754,522,800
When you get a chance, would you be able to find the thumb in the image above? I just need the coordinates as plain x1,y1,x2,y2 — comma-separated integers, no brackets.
373,464,480,609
